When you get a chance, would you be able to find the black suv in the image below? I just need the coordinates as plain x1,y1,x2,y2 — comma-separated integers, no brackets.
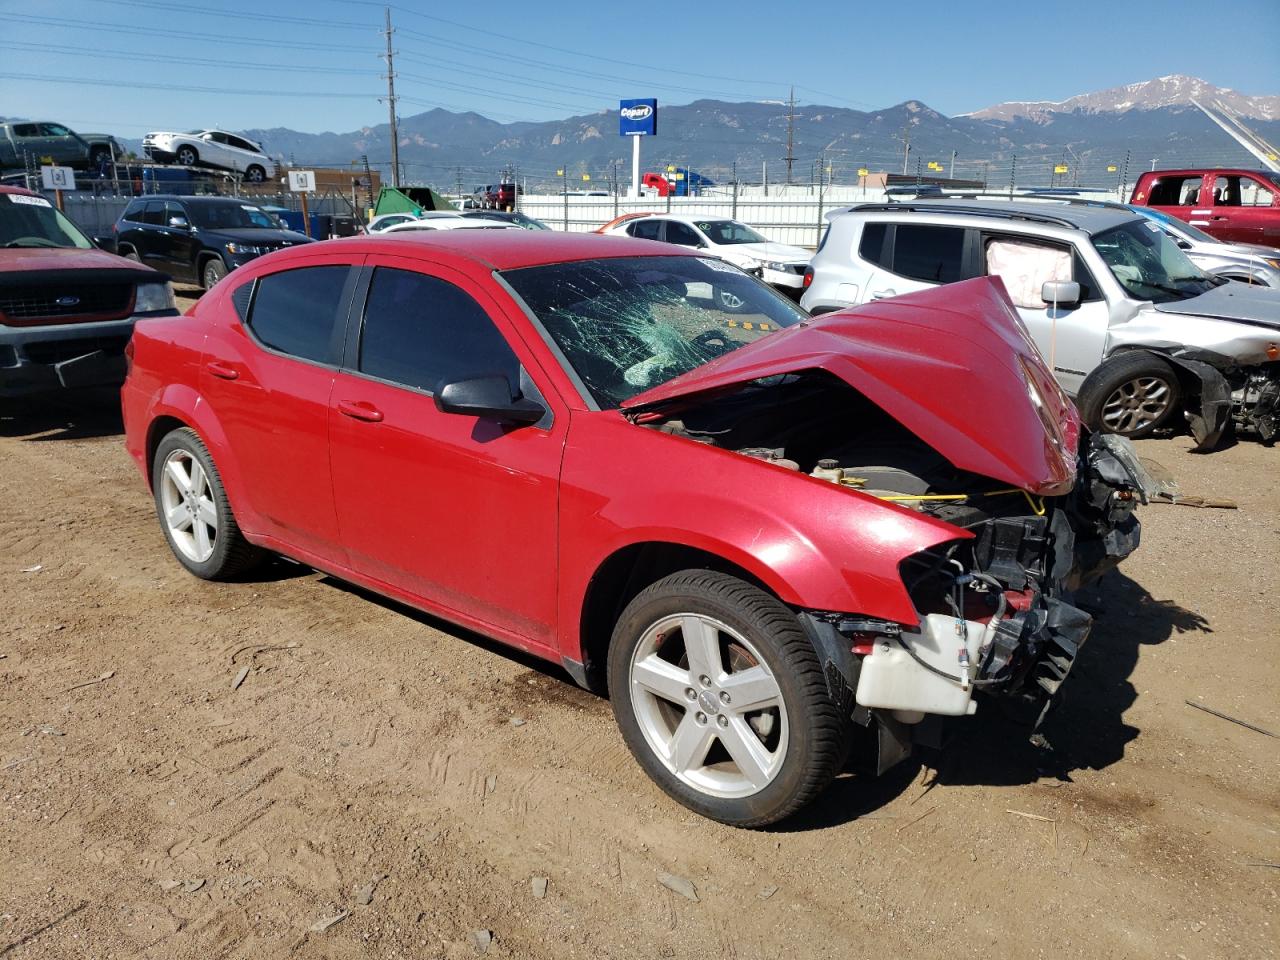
113,196,312,289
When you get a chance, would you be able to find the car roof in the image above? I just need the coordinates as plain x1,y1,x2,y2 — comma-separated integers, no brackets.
272,230,688,271
125,195,266,205
1143,167,1275,177
840,199,1140,234
0,185,40,197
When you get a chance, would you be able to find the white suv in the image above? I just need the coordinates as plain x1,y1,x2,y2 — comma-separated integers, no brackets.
800,199,1280,448
604,214,812,294
142,129,276,182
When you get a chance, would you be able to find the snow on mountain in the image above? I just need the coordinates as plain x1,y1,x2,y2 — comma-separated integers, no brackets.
966,75,1280,122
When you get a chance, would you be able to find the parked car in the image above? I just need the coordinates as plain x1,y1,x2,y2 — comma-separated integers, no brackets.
1129,168,1280,248
603,215,812,298
367,213,421,233
0,185,177,397
461,210,551,230
0,121,118,172
801,200,1280,447
381,218,516,233
1131,206,1280,287
122,230,1146,826
114,195,312,290
142,130,276,182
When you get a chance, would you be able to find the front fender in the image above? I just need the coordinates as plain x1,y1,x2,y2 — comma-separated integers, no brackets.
556,414,970,660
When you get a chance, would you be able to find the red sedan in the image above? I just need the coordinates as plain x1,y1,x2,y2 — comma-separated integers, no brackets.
122,230,1146,826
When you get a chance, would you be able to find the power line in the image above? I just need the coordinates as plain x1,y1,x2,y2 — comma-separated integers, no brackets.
0,72,378,99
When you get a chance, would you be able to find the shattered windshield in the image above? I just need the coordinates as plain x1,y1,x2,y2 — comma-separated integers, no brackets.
0,193,93,249
696,220,766,245
503,255,806,408
1092,220,1222,302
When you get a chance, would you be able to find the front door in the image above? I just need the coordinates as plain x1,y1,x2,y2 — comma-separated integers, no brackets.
328,258,565,649
983,234,1109,395
1205,173,1279,246
199,258,359,564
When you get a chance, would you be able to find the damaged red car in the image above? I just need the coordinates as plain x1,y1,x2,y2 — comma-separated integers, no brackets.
122,232,1147,826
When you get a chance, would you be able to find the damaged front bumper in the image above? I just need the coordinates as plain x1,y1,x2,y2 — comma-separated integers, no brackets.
799,432,1150,772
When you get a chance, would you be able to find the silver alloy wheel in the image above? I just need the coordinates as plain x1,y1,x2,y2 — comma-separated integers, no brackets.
629,613,788,799
159,449,218,563
1101,376,1173,434
176,146,197,165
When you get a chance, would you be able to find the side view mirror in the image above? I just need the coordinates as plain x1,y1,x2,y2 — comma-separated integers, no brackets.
434,375,545,425
168,216,189,229
1041,280,1081,310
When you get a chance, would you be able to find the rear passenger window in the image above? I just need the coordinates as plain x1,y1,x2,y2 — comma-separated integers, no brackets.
248,266,349,364
891,225,965,283
142,202,165,226
358,268,520,393
123,201,146,222
1147,176,1201,206
629,220,662,241
858,222,889,266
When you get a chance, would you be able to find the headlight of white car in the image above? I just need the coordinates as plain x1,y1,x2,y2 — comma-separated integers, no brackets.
763,261,788,272
134,281,176,313
737,256,762,271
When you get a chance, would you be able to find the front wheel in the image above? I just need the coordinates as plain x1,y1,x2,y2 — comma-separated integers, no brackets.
201,257,228,290
1077,352,1182,439
152,428,264,580
176,145,198,166
608,570,848,827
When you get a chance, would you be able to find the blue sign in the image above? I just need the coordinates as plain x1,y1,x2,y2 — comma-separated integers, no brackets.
619,98,658,136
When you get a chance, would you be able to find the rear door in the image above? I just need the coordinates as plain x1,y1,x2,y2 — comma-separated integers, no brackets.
1205,172,1278,245
135,201,169,270
162,200,197,281
981,233,1109,395
200,257,360,564
327,257,565,649
866,222,970,301
224,134,260,173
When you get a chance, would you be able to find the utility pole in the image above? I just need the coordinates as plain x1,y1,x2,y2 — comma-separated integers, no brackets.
381,7,401,188
785,87,796,185
900,124,912,175
949,149,957,180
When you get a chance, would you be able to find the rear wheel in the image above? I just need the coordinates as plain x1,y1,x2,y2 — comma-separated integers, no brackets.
245,164,266,183
608,570,847,827
152,428,264,580
1077,352,1182,439
89,145,111,169
176,145,198,166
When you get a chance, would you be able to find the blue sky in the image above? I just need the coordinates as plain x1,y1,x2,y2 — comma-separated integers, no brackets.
1,0,1277,136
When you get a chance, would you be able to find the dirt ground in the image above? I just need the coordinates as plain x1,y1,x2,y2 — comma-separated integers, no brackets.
2,302,1277,958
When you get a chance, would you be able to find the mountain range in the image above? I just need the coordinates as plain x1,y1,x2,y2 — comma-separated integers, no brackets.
120,75,1280,189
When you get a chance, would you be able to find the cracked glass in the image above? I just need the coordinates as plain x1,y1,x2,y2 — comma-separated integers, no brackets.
503,256,806,408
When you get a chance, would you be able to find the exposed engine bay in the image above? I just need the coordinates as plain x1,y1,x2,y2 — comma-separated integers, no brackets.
635,370,1153,762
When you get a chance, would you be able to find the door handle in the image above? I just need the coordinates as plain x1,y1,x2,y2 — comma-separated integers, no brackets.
206,361,239,380
337,399,384,423
870,289,896,300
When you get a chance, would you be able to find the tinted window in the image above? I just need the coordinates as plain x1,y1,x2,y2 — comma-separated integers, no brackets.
859,222,889,266
359,268,519,393
227,136,254,151
891,224,965,283
1147,176,1202,206
142,202,165,226
164,201,186,225
629,220,662,241
11,124,38,137
40,124,71,137
123,200,147,223
248,266,350,363
665,221,702,247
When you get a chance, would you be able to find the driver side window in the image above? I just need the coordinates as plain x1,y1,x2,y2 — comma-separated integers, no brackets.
358,268,521,394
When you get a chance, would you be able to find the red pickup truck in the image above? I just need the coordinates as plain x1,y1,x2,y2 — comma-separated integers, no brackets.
1130,168,1280,249
1,186,177,399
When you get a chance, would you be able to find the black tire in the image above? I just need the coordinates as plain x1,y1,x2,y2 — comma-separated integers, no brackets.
176,145,198,166
201,257,228,290
245,165,266,183
607,570,848,827
1077,352,1183,439
152,427,264,580
89,145,111,168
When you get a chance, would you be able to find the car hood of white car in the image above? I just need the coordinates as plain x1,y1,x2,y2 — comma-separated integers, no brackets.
717,242,812,264
1151,280,1280,331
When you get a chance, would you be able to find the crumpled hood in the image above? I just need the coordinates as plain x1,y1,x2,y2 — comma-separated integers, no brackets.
726,241,812,264
624,277,1080,495
1151,282,1280,331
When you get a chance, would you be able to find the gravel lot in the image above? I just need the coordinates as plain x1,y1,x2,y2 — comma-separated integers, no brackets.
2,301,1277,958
